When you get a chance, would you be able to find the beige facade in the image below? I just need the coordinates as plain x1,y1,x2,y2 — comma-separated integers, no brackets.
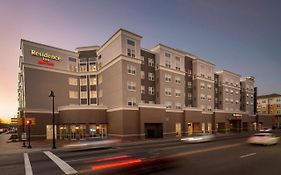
240,77,255,114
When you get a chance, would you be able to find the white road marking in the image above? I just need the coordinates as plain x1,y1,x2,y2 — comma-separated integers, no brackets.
24,153,33,175
240,153,256,158
44,151,78,175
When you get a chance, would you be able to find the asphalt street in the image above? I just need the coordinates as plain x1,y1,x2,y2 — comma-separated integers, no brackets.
1,132,281,175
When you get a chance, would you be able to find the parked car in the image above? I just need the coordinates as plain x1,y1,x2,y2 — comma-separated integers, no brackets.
259,128,272,132
181,133,215,143
247,133,279,145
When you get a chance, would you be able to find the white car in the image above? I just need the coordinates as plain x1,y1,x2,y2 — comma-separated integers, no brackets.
259,128,272,132
181,133,215,143
247,133,279,145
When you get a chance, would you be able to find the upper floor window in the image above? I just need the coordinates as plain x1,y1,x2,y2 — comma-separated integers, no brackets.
165,88,172,96
175,76,181,84
148,58,154,67
141,85,145,94
141,71,145,79
127,97,137,106
127,81,136,91
175,103,181,109
165,53,171,68
175,56,181,71
175,89,181,97
80,76,87,86
127,48,135,58
165,101,172,109
89,75,97,85
149,87,155,95
140,56,145,64
69,91,78,99
148,72,155,81
127,39,135,46
187,69,192,77
165,74,172,82
187,81,192,88
69,77,78,86
127,64,136,75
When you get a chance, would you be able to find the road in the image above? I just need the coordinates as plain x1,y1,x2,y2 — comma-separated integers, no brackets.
1,132,281,175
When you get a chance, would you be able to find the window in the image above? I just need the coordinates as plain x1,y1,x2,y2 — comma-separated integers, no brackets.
188,93,192,100
89,75,97,85
127,81,136,91
148,87,155,95
250,94,253,98
200,94,205,100
127,39,135,46
225,98,229,103
165,74,172,82
90,91,97,98
69,77,78,86
235,100,239,104
140,56,145,64
207,106,212,112
175,56,181,70
89,63,97,72
207,84,212,90
207,95,212,101
148,58,154,67
148,72,155,81
141,71,145,79
187,69,192,77
246,93,249,97
165,53,171,68
80,99,87,105
127,64,136,75
127,48,135,57
79,63,87,72
80,76,87,86
187,81,192,88
175,89,181,97
80,91,87,99
200,82,205,89
201,105,205,111
175,103,181,109
165,101,172,109
127,97,137,106
225,88,229,93
99,89,103,98
141,85,145,94
175,76,181,84
165,88,172,96
149,101,155,104
98,75,102,84
230,99,234,103
230,89,233,94
69,91,78,99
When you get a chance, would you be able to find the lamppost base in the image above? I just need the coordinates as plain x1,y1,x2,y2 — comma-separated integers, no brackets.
22,141,26,147
52,146,56,149
27,145,32,149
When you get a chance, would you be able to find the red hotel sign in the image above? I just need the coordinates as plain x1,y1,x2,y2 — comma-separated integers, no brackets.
31,49,62,66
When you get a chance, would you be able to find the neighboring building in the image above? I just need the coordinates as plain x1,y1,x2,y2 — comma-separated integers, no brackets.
240,76,255,115
18,28,258,140
257,93,281,128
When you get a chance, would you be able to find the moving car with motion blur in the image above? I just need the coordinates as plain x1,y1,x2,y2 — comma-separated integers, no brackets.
247,133,279,145
181,133,215,143
259,128,272,132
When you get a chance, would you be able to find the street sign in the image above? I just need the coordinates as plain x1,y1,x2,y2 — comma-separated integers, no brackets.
21,132,27,141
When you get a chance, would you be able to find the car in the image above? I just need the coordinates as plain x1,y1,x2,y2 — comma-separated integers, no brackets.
181,133,215,143
247,133,279,145
259,128,272,132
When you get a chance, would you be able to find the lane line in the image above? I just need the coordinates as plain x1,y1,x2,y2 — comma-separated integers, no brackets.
24,153,33,175
169,143,244,158
240,153,256,158
44,151,78,175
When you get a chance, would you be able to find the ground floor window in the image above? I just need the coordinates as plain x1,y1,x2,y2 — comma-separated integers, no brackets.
57,124,108,140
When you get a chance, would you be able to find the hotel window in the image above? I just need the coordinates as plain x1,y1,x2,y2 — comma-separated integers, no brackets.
80,91,87,99
230,99,234,103
165,101,172,109
148,72,155,81
79,63,87,72
236,91,239,95
141,85,145,94
90,98,97,105
89,63,97,72
69,91,78,99
230,89,233,94
148,87,155,95
175,89,181,97
80,99,87,105
148,58,154,67
187,81,192,88
235,100,239,104
165,74,172,82
200,82,205,89
98,75,102,84
80,76,87,86
225,98,229,103
246,101,249,105
250,94,253,98
127,97,137,106
225,88,229,93
175,103,181,109
99,89,103,98
89,75,97,85
188,93,192,100
149,101,155,104
246,93,249,97
90,91,97,98
69,77,78,86
187,69,192,77
201,105,205,111
175,56,181,70
200,94,205,100
127,64,136,75
127,39,136,58
141,71,145,79
207,106,212,111
141,56,145,64
215,87,218,93
175,76,181,84
207,95,212,101
165,53,171,68
207,84,212,90
165,88,172,96
127,81,136,91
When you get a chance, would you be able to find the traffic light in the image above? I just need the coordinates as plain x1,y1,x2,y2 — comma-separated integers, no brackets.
26,120,32,125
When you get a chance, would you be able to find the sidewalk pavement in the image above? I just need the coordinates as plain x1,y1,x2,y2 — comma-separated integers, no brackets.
0,132,253,155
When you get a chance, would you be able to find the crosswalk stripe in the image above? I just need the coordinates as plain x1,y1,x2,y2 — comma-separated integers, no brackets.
44,151,78,175
24,153,33,175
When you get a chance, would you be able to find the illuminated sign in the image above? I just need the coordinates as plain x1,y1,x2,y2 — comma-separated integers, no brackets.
31,50,62,62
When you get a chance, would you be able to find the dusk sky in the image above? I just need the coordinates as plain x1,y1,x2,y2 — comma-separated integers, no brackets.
0,0,281,122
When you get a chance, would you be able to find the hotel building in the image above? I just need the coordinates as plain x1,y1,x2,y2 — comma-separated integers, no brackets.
18,28,257,140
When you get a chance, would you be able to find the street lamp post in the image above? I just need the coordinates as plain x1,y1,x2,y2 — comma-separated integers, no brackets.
49,90,56,149
27,120,32,149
